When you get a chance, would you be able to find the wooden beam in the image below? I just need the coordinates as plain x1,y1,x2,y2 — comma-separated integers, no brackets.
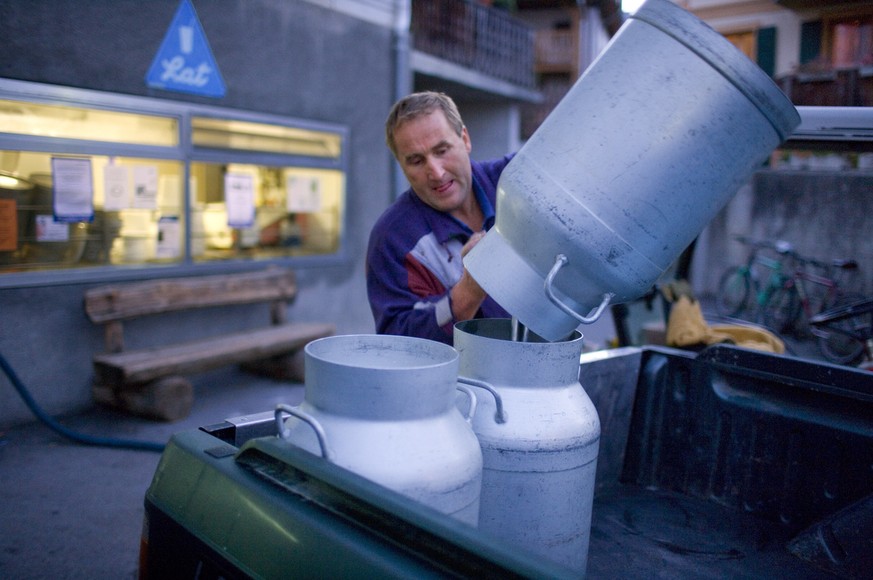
84,268,297,323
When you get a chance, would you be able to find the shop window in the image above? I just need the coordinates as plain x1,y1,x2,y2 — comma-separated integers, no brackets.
1,152,184,271
0,98,177,146
188,162,343,262
192,117,341,158
0,81,347,283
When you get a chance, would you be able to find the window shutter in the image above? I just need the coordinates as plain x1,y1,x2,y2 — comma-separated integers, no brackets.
799,20,822,65
756,26,776,77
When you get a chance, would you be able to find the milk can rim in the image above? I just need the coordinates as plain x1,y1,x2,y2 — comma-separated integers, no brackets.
304,333,459,371
454,318,584,345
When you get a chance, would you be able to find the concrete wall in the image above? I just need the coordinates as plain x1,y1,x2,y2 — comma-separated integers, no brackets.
459,101,522,161
692,169,873,299
0,0,397,425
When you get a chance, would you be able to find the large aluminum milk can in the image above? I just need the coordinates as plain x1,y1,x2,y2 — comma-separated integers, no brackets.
464,0,801,341
454,319,600,573
275,334,483,525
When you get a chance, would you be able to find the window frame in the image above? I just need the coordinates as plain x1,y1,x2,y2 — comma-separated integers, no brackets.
821,6,873,70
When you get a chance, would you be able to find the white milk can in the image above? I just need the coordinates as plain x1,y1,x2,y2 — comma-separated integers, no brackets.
464,0,801,341
454,319,600,573
275,334,483,525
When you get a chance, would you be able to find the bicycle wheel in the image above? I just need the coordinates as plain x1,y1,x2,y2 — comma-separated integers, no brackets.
764,284,800,334
816,294,867,365
716,267,750,318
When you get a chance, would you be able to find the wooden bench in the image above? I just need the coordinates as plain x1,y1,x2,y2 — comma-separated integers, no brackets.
84,268,335,421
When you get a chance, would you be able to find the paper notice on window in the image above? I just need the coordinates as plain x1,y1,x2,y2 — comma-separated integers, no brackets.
156,216,181,259
36,215,69,242
287,175,322,213
103,164,130,211
51,157,94,222
225,173,255,228
132,166,159,209
0,198,17,251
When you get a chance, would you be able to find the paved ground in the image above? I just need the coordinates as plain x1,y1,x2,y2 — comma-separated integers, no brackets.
0,316,832,579
0,367,306,579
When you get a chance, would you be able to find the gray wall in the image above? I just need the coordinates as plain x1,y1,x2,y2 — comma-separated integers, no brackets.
0,0,396,425
461,101,523,161
693,169,873,299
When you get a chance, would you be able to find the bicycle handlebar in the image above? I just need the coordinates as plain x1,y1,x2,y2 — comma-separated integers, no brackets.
731,234,856,271
731,234,794,254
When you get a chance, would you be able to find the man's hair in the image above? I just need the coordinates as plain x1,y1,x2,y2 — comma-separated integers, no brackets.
385,91,465,158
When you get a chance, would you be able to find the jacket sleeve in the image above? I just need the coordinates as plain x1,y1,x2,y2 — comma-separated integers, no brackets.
366,224,456,345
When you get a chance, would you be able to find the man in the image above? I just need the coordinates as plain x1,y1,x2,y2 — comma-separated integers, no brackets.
366,91,512,345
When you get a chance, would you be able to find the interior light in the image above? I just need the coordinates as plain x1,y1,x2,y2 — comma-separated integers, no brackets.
0,174,25,188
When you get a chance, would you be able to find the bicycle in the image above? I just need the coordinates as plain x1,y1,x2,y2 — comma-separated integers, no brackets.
810,298,873,369
715,235,795,324
763,249,865,363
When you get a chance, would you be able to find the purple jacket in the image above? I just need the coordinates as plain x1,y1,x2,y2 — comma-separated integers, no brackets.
366,156,513,344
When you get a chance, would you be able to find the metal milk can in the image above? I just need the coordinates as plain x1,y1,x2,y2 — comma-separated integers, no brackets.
275,334,483,525
454,319,600,573
464,0,801,341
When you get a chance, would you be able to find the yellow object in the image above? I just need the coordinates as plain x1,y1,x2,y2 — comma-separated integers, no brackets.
666,295,784,354
708,324,785,354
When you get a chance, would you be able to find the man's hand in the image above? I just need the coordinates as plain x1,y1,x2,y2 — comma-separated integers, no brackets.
461,230,486,258
450,231,488,322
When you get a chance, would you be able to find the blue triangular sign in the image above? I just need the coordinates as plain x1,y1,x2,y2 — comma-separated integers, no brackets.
145,0,226,98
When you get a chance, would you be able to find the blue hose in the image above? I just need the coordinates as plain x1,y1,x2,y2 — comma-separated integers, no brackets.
0,351,165,453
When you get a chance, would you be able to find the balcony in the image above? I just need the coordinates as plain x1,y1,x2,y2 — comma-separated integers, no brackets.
534,25,579,76
411,0,537,90
521,75,573,140
779,66,873,107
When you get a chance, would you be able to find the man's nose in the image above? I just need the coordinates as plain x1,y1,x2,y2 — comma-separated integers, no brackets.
425,157,444,179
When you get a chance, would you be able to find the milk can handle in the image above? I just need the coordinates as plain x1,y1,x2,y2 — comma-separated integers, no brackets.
457,376,507,424
544,254,614,325
455,385,478,424
275,404,334,461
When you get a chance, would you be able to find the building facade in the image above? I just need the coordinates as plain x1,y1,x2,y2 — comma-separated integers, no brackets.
3,0,867,424
679,1,873,297
0,0,542,425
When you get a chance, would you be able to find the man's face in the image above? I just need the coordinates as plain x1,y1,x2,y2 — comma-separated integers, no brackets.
393,109,473,214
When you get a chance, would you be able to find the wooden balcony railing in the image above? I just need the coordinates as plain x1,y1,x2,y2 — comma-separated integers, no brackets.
534,27,578,75
411,0,536,89
779,66,873,107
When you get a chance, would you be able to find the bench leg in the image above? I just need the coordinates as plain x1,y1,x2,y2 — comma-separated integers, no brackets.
92,376,194,422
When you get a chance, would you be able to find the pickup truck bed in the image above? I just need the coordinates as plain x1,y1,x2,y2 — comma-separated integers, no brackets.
141,345,872,578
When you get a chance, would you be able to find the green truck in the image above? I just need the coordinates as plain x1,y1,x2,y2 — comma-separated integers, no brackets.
139,344,872,578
